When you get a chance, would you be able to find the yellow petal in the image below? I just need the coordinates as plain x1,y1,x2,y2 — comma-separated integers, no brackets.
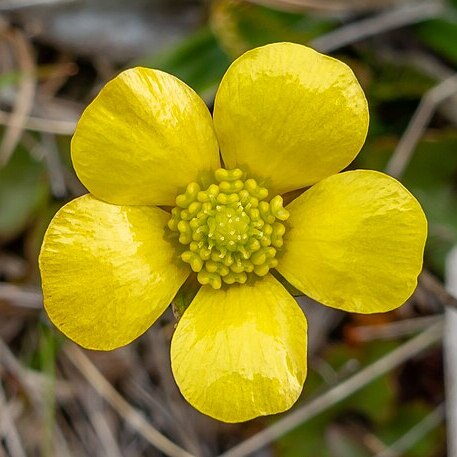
277,170,427,313
171,275,307,423
72,67,220,206
213,42,369,194
39,195,188,350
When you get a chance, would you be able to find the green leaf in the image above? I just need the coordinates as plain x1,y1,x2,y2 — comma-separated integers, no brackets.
137,27,231,100
415,18,457,64
325,341,397,424
277,412,334,457
378,402,445,457
368,64,434,102
26,202,62,279
211,0,335,57
0,146,48,241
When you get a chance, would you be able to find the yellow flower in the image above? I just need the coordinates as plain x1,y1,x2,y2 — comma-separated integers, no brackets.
39,42,427,423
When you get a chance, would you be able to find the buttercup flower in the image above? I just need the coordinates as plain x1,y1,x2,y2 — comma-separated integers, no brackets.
39,42,427,423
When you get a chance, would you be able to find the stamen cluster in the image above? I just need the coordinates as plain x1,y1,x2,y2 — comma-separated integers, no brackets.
168,168,289,289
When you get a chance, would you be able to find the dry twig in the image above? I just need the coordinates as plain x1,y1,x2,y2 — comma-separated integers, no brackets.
247,0,416,13
386,74,457,178
0,0,76,11
0,110,76,135
445,247,457,457
78,391,123,457
39,133,68,198
0,27,36,165
420,270,457,310
0,283,42,310
310,1,444,54
349,315,443,342
373,46,457,126
64,344,197,457
375,403,444,457
148,329,205,456
0,381,27,457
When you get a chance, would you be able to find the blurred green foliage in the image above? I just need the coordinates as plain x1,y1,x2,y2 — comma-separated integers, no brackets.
141,1,335,99
0,144,48,242
277,341,444,457
415,19,457,65
143,28,230,100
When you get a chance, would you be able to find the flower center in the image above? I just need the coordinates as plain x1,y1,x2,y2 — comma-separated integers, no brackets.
168,168,289,289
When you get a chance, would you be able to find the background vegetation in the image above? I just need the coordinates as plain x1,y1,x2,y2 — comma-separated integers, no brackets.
0,0,456,455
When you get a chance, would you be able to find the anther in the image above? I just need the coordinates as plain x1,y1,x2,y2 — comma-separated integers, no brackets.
168,168,289,288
